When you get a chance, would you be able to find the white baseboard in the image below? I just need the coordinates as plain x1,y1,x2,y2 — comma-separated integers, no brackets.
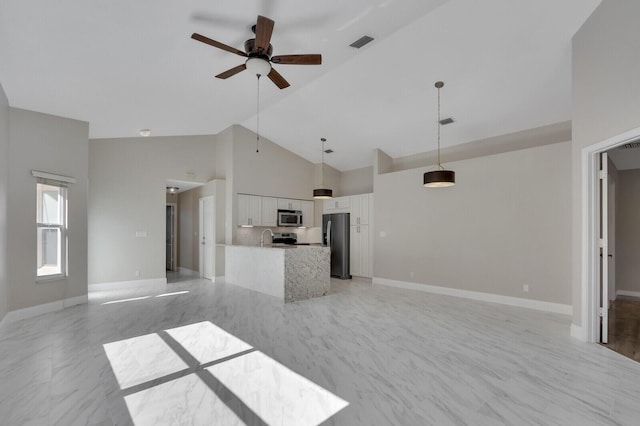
213,276,225,283
616,290,640,298
88,277,167,292
63,295,88,308
373,277,573,316
570,323,586,341
2,294,89,325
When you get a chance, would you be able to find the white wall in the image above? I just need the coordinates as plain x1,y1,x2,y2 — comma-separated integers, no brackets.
88,135,217,285
572,0,640,326
374,141,572,305
7,108,89,311
0,83,9,322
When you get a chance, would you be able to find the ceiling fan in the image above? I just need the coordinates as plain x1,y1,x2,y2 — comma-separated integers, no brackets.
191,15,322,89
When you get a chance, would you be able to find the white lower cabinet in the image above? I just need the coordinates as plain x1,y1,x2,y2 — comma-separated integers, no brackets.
350,224,370,277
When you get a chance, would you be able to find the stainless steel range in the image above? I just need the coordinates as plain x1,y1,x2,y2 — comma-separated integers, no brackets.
272,232,297,245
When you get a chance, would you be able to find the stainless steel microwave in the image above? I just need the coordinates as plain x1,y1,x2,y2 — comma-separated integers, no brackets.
277,209,303,227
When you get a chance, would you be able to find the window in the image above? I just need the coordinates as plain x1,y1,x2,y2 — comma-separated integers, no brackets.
36,180,67,279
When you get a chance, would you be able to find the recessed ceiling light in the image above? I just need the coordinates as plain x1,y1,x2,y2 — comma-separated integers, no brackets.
139,129,151,137
166,186,179,193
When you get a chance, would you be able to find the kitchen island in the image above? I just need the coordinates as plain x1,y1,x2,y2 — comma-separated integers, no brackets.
224,245,330,303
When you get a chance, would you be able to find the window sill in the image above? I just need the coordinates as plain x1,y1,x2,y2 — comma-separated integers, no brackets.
36,275,68,283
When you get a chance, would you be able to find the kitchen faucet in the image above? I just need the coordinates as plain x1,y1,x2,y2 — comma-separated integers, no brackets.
260,229,274,247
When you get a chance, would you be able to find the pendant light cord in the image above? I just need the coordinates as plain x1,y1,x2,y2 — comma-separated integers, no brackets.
256,74,261,153
437,83,442,169
320,138,325,187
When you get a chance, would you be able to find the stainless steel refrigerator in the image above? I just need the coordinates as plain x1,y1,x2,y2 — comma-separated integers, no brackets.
323,213,351,279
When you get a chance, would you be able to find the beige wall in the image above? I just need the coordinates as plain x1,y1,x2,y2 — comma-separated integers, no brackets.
0,83,9,321
7,108,89,311
88,135,217,285
615,168,640,294
572,0,640,326
339,166,373,196
231,125,317,242
374,141,572,305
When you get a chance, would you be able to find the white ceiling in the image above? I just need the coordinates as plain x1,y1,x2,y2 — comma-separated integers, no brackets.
0,0,601,171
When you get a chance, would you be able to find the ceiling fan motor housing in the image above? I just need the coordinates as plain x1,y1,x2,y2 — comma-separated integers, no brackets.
244,39,273,58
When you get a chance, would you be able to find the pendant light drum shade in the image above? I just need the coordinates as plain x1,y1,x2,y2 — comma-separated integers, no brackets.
423,169,455,187
313,188,333,199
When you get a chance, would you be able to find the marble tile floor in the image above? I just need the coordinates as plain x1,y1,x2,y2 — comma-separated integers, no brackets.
605,296,640,362
2,277,640,425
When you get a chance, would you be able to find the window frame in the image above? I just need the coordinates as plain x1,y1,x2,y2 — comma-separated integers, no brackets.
35,180,68,282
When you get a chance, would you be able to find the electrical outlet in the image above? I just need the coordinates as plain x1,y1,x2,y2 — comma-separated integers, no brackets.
410,271,415,279
135,270,140,277
523,284,529,293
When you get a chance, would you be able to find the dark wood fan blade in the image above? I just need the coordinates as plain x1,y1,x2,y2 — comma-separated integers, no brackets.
191,33,247,57
255,15,275,54
215,64,247,79
270,54,322,65
267,68,290,89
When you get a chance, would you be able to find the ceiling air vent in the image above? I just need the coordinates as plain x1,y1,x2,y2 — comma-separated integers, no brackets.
324,149,334,154
439,117,454,126
619,142,640,149
349,35,374,49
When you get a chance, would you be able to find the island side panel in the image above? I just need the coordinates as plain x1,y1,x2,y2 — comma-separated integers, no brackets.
284,247,330,303
225,246,286,299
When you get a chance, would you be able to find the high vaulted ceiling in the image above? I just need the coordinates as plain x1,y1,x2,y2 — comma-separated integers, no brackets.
0,0,601,171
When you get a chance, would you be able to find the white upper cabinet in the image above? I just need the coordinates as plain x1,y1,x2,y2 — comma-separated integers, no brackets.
324,196,350,212
261,197,278,227
277,198,301,211
300,200,314,227
237,194,262,226
350,194,370,226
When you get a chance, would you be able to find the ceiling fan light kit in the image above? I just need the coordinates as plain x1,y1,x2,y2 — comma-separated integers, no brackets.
314,138,333,199
245,57,271,77
191,15,322,90
423,81,456,188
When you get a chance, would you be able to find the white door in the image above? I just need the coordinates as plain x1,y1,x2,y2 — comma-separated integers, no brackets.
607,176,616,303
199,196,214,280
600,152,609,343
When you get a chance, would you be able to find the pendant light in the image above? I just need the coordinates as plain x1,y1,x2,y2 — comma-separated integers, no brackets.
313,138,333,199
423,81,455,188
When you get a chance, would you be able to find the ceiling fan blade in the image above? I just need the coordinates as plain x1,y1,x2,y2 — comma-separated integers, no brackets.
271,54,322,65
191,33,247,57
215,64,247,79
255,15,275,54
267,68,290,89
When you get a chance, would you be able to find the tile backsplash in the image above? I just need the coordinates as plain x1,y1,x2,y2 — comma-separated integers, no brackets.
235,226,322,246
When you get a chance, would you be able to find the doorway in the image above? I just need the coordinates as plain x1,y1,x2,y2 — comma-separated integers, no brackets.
199,196,214,280
582,126,640,347
166,203,177,271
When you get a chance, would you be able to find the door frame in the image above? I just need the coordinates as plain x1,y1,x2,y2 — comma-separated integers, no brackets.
199,196,214,280
581,125,640,342
166,203,178,271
